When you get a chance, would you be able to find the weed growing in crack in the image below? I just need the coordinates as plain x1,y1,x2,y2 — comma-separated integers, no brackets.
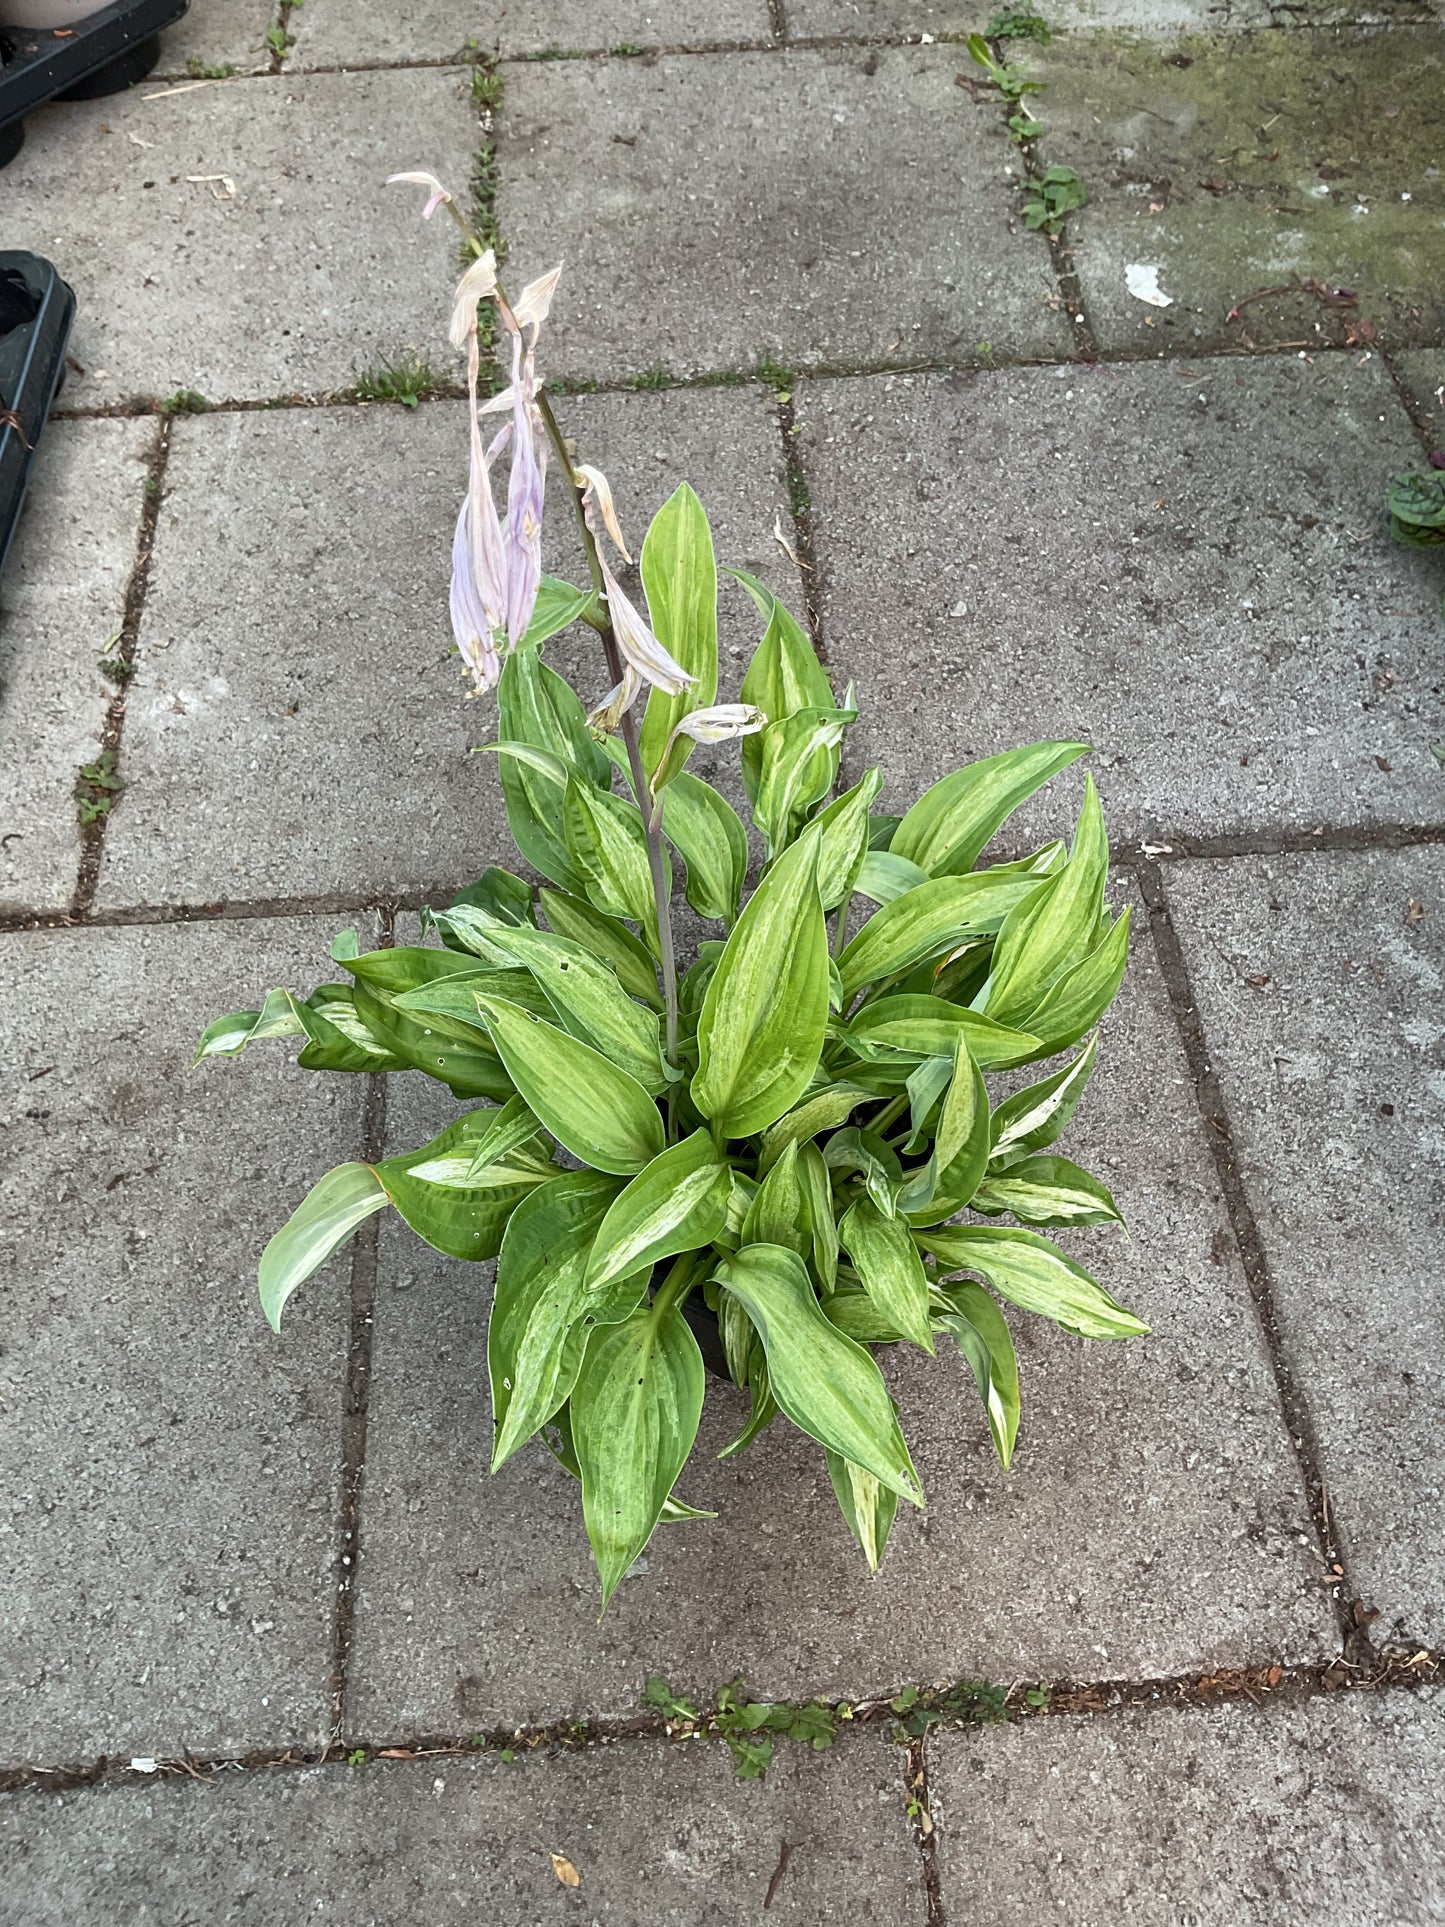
75,750,123,826
355,353,441,410
627,362,673,391
985,8,1053,41
643,1676,844,1780
891,1677,1009,1738
1023,164,1087,235
159,389,209,417
186,56,235,77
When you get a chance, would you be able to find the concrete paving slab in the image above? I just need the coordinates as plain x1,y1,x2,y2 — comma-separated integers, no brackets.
0,1732,922,1924
1396,348,1445,449
497,46,1072,381
931,1690,1445,1925
2,70,476,408
346,877,1332,1740
1166,846,1445,1646
0,915,367,1768
154,0,278,76
96,386,797,911
291,0,772,67
1036,29,1445,356
0,417,151,918
787,0,1436,27
797,357,1443,847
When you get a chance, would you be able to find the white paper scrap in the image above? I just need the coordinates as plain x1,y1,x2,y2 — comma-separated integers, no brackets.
1125,263,1174,308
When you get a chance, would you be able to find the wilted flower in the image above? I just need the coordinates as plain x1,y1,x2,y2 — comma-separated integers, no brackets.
386,170,453,220
576,466,693,710
662,702,768,749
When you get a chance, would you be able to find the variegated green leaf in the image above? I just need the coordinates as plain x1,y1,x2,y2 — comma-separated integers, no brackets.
854,850,929,905
752,703,855,859
741,1139,808,1255
891,741,1090,877
538,887,663,1011
839,1195,934,1352
584,1130,732,1293
933,1277,1019,1468
258,1162,388,1334
989,1035,1098,1164
658,771,749,925
563,772,659,935
486,924,669,1095
839,994,1043,1070
812,769,884,912
756,1083,870,1174
825,1448,899,1572
917,1224,1147,1340
971,1153,1125,1228
838,872,1043,1000
983,777,1109,1030
733,570,835,806
638,483,719,790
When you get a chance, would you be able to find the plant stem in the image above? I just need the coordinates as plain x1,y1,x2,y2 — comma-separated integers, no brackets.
871,1092,909,1137
443,200,681,1064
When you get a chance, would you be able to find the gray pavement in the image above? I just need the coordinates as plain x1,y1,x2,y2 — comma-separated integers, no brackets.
1,0,1442,1918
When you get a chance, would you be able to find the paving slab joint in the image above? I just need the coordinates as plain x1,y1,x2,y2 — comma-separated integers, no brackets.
904,1737,946,1924
3,1649,1439,1798
266,1,295,74
69,417,171,922
1379,344,1443,460
767,381,829,656
768,0,789,40
327,905,395,1748
1134,855,1358,1648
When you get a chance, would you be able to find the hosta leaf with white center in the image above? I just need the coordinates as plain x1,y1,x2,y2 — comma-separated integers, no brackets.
797,1141,839,1294
463,1094,547,1182
838,1196,934,1353
732,569,835,807
932,1278,1019,1469
740,1139,808,1255
713,1244,923,1508
1011,908,1131,1058
374,1110,556,1260
692,827,829,1140
838,995,1043,1072
538,887,663,1011
890,741,1090,877
563,772,660,936
837,872,1045,1001
981,777,1109,1031
195,984,402,1074
494,644,607,892
657,771,749,925
471,993,665,1175
258,1162,389,1333
756,1083,870,1174
637,484,719,791
901,1030,991,1226
812,769,884,912
486,924,669,1094
751,703,855,860
971,1154,1125,1228
917,1224,1148,1340
571,1296,706,1608
826,1449,899,1573
583,1131,732,1293
989,1034,1098,1165
822,1126,900,1219
489,1171,637,1473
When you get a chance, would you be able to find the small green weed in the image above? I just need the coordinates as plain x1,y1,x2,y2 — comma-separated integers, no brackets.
471,62,503,110
497,1747,517,1763
643,1677,840,1781
265,22,292,58
986,9,1053,41
1024,1683,1052,1708
627,362,673,392
186,56,235,78
755,355,795,402
891,1676,1010,1738
346,1748,368,1766
76,750,123,826
100,656,135,687
1008,110,1044,139
611,42,646,55
1022,164,1087,234
966,32,1043,106
159,389,209,417
355,353,439,410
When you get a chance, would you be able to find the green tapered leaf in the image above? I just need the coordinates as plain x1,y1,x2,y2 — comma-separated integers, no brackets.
812,769,884,912
823,1283,905,1345
658,771,749,924
538,887,664,1010
563,773,658,935
489,1172,636,1473
584,1131,732,1293
463,1094,547,1181
471,993,665,1175
740,1139,808,1255
638,484,719,790
934,1278,1019,1468
983,776,1108,1030
917,1224,1148,1339
838,872,1043,1000
713,1244,923,1505
571,1300,706,1608
1012,909,1131,1057
900,1031,991,1225
196,984,402,1074
838,1196,934,1352
825,1448,899,1572
839,995,1043,1070
494,643,606,891
733,570,834,806
752,703,854,858
797,1141,839,1294
989,1035,1098,1163
692,827,829,1139
891,741,1090,877
972,1154,1125,1228
351,976,516,1100
257,1162,387,1333
522,574,597,649
375,1110,556,1260
486,924,669,1095
854,850,930,905
756,1083,870,1173
717,1347,779,1459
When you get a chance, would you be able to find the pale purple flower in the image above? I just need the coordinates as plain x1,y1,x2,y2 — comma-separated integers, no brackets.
387,170,453,220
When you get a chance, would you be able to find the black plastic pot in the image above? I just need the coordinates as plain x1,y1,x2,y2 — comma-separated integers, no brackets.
0,250,76,581
0,0,189,170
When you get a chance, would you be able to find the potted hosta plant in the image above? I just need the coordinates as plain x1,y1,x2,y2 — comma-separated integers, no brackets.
199,172,1146,1607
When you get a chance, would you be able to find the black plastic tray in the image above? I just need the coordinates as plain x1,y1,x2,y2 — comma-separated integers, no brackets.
1,0,189,167
0,252,76,582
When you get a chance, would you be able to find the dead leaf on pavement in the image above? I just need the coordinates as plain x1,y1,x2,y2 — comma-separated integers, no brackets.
1405,899,1425,924
551,1853,581,1888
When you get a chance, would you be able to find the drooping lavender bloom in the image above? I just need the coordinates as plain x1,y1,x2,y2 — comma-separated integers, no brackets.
386,170,452,219
576,466,694,709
